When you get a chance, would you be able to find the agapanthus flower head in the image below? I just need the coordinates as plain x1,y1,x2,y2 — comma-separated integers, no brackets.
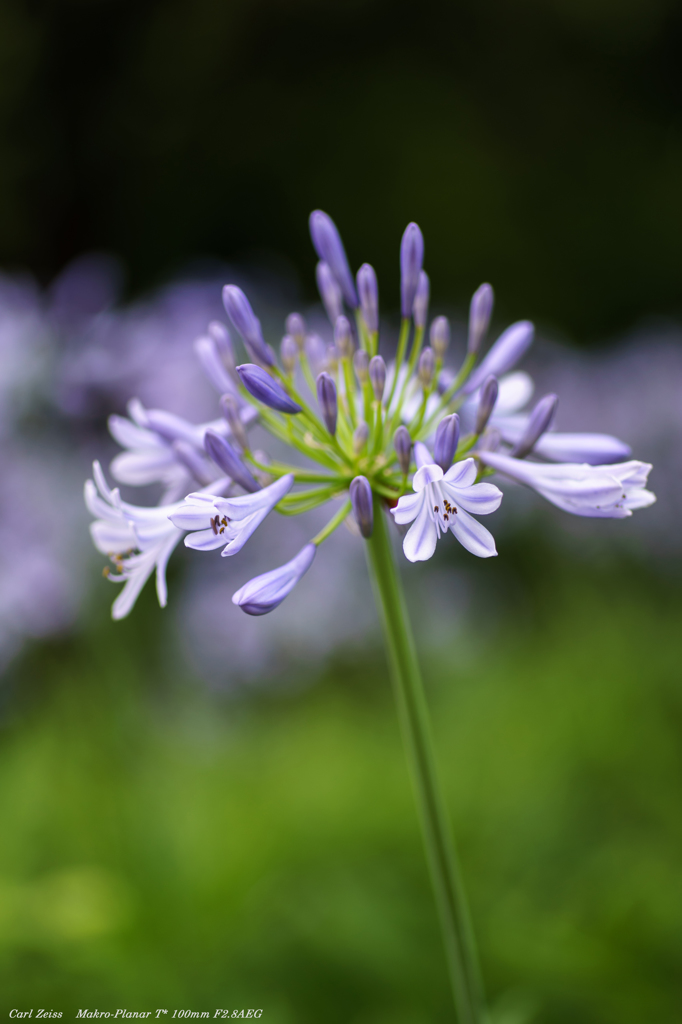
86,210,655,620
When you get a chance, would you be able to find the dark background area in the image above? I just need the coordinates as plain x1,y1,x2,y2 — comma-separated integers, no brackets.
2,0,682,338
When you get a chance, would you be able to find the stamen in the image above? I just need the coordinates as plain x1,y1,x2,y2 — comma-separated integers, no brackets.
210,515,219,535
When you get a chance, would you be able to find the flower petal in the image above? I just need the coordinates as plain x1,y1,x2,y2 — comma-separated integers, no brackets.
449,507,498,558
184,528,227,551
402,502,438,562
391,490,425,525
443,481,503,515
215,473,294,521
443,458,478,488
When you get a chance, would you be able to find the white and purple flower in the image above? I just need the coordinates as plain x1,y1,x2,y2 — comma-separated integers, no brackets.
391,444,502,561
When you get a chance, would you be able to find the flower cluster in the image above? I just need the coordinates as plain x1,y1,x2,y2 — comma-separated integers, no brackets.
86,212,656,618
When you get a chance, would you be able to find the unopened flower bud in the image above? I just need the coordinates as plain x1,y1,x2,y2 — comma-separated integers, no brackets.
309,210,358,307
315,261,343,325
350,475,374,538
316,372,338,435
394,425,412,474
204,429,260,493
354,349,369,383
280,334,298,373
430,316,450,358
412,270,430,329
369,355,386,401
237,363,302,414
512,393,559,459
400,222,424,318
220,393,249,450
353,422,369,452
464,320,534,395
222,285,274,367
285,312,306,349
434,414,460,472
418,346,435,388
334,315,354,358
305,333,327,377
357,263,379,333
232,543,316,616
468,283,494,355
475,375,499,434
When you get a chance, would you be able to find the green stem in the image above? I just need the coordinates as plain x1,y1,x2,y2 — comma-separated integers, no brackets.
364,500,486,1024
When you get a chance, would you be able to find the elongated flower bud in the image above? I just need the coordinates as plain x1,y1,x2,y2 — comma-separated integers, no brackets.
512,393,559,459
413,270,430,329
353,422,369,452
334,315,353,358
315,261,344,325
316,372,338,435
464,320,534,395
354,349,369,383
394,425,412,474
204,429,260,492
357,263,379,333
232,543,316,615
222,285,274,367
280,334,297,373
236,363,302,414
220,393,248,450
418,346,435,388
369,355,386,401
350,476,373,538
430,315,450,358
285,312,306,349
171,440,213,486
468,283,494,355
434,414,460,472
475,375,499,434
400,222,424,318
309,210,358,307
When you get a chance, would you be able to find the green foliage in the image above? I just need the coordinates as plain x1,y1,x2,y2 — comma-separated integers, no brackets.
0,538,681,1022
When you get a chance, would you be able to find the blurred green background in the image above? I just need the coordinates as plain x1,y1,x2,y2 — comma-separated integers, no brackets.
1,1,682,1021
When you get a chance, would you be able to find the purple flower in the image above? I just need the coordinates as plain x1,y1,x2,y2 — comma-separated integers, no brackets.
316,261,344,325
391,456,502,561
463,321,534,395
369,355,386,401
236,364,302,414
434,414,460,472
316,372,338,435
309,211,358,308
468,284,494,355
170,473,294,556
413,271,430,329
394,426,412,474
204,429,260,493
350,475,373,538
357,263,379,333
476,450,655,518
430,316,450,358
222,285,274,367
232,543,316,615
511,393,558,458
400,222,424,318
475,376,499,434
